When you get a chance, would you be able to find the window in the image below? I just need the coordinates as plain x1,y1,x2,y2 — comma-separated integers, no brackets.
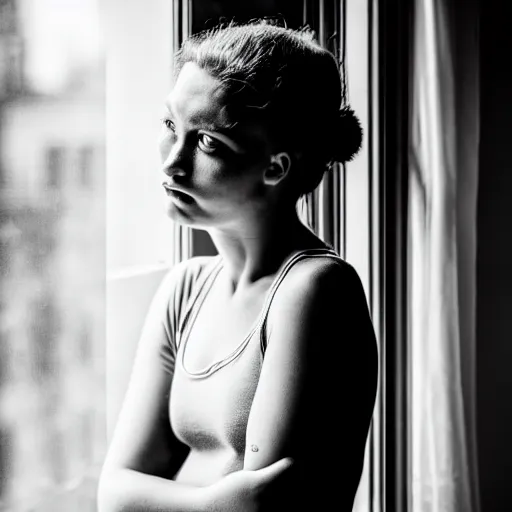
106,2,385,512
45,146,65,189
0,0,393,510
30,293,60,380
0,427,12,497
78,146,94,189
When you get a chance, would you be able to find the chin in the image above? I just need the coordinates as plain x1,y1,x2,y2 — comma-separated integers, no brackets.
163,197,230,232
164,202,210,230
165,206,195,226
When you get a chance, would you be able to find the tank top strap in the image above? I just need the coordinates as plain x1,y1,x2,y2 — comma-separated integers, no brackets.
258,247,341,354
176,255,223,349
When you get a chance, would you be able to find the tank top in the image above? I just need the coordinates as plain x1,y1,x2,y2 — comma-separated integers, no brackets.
168,247,343,486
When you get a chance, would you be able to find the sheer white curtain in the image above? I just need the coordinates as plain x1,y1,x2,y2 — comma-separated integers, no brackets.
409,1,480,511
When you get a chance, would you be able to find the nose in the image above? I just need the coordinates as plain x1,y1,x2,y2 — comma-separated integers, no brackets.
160,137,191,178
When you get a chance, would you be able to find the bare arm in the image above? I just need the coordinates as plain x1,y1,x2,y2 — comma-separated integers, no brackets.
98,262,206,511
243,260,379,511
98,260,292,512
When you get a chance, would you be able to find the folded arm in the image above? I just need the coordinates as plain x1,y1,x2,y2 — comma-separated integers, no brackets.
243,260,379,510
98,260,293,512
98,263,201,511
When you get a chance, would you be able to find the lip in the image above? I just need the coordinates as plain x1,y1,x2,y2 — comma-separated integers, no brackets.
162,181,194,202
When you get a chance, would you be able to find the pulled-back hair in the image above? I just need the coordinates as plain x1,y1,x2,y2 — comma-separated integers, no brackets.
175,19,362,196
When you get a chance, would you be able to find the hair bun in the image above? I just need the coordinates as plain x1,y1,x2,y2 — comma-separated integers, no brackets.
330,106,363,164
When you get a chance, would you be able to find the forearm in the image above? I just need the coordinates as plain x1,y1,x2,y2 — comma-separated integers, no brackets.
97,456,294,512
97,468,208,512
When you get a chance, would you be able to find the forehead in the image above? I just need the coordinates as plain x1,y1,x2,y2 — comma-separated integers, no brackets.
166,62,273,155
166,62,231,128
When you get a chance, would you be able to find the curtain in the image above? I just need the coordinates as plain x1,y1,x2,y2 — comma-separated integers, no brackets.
409,1,480,511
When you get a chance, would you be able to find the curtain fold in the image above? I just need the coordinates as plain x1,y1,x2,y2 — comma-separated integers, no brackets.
409,1,480,511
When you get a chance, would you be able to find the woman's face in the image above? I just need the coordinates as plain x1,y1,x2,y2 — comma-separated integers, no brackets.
159,62,273,229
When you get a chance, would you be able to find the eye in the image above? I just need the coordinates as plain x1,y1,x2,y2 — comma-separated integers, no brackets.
198,133,222,154
161,118,176,132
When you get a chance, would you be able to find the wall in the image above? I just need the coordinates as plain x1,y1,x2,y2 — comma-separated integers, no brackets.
476,3,512,511
105,0,174,271
106,267,171,440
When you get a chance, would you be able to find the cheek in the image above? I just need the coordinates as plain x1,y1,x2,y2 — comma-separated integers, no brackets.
220,163,266,202
158,132,174,162
193,154,226,185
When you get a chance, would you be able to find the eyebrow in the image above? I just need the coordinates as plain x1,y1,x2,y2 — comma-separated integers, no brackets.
164,100,238,135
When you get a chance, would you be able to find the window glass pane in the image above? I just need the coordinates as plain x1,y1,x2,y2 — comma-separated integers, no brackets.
0,0,105,510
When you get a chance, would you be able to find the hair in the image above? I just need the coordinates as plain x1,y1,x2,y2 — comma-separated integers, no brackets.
174,19,362,197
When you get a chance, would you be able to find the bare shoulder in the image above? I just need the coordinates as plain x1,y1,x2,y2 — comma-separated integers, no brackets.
273,255,365,309
266,255,376,363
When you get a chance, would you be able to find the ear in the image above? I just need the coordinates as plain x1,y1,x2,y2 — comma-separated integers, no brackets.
263,152,292,186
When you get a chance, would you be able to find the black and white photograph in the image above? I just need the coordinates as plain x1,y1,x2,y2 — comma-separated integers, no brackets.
0,1,509,511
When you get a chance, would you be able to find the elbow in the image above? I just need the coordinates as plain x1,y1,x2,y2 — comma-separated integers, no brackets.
97,467,125,512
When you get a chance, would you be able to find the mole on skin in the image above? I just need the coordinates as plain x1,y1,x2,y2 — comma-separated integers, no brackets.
250,444,259,452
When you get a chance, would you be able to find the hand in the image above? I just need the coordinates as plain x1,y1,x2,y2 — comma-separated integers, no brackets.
204,458,294,512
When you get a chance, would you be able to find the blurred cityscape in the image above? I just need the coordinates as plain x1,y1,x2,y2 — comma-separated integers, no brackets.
0,0,106,510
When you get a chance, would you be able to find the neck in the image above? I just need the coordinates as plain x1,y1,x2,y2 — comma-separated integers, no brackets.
207,203,322,293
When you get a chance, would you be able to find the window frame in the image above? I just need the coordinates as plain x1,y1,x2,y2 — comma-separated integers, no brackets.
378,1,412,511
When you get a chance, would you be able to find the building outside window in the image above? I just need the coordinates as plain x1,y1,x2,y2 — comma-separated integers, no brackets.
0,0,105,510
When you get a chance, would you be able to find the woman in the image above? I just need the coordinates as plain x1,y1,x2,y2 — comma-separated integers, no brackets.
98,20,378,512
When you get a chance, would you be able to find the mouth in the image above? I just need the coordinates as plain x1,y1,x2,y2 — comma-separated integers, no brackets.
162,182,195,204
